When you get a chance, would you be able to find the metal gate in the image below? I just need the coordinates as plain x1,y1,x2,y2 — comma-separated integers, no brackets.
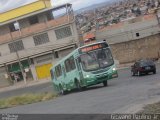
36,63,52,80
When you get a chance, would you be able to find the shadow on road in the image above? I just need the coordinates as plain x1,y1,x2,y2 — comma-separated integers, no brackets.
61,84,107,95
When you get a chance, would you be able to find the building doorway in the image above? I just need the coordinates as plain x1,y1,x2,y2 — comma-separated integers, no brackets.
8,60,33,82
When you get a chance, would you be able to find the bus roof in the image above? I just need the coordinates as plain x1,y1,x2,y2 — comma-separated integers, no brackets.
50,48,79,70
79,41,108,49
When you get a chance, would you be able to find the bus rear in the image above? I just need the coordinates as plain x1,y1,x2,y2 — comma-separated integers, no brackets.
78,41,118,87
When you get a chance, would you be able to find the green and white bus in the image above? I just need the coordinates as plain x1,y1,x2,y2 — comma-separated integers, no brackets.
50,41,118,94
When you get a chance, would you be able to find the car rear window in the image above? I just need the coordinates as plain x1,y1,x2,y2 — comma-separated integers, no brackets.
140,60,154,66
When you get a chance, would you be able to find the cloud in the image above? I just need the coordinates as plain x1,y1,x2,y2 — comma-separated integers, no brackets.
0,0,36,13
0,0,108,13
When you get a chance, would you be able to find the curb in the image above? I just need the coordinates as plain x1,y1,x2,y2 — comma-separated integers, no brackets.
115,96,160,114
117,67,130,70
0,79,51,93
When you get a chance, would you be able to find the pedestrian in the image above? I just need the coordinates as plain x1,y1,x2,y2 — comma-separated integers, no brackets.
13,73,18,84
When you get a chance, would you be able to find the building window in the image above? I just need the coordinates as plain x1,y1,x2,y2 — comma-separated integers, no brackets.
29,16,39,25
33,33,49,46
46,11,54,21
136,33,140,37
55,26,72,39
8,40,24,53
54,51,59,58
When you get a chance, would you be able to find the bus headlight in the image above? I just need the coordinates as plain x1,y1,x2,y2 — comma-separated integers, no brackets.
112,68,116,71
86,75,90,78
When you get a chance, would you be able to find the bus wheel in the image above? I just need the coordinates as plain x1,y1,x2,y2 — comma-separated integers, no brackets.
103,81,108,87
59,85,66,95
75,81,82,91
82,86,87,90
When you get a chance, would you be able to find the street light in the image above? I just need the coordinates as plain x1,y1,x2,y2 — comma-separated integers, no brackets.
10,21,26,84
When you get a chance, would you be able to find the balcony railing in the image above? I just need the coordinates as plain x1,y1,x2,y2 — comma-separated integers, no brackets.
0,14,74,44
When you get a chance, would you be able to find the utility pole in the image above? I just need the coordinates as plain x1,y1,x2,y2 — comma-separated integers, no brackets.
10,22,26,84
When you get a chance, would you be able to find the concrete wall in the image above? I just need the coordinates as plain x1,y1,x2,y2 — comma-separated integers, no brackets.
34,53,54,66
96,14,160,64
96,14,160,44
0,25,10,35
19,19,30,29
58,47,75,58
110,34,160,64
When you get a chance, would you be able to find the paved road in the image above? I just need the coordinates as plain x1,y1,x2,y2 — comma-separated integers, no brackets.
0,64,160,114
0,82,53,99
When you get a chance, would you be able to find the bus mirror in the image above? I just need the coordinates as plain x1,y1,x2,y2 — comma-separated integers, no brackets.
78,57,81,63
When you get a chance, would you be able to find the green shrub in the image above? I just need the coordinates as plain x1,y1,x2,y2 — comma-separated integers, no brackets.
0,92,57,109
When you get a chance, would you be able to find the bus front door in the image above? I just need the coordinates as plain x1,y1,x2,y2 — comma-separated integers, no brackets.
76,59,83,82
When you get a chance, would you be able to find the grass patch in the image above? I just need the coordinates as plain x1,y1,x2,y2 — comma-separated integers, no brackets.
0,92,58,109
139,101,160,114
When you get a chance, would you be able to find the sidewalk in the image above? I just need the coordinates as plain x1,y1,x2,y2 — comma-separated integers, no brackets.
116,62,133,70
0,79,51,93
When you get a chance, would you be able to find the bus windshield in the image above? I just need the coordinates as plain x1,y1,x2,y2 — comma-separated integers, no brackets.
80,48,114,71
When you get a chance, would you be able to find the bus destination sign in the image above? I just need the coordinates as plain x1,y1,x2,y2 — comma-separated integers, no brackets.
80,44,103,53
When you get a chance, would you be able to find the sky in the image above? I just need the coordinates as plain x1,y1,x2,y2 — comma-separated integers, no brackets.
0,0,108,13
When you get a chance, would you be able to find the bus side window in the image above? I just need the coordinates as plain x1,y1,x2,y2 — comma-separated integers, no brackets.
62,66,66,77
65,56,76,73
76,58,81,71
65,59,70,72
54,71,57,80
70,56,76,70
55,65,62,78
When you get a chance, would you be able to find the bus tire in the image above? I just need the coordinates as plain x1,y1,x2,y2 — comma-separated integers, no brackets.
82,86,87,90
153,70,156,74
59,85,66,95
103,81,108,87
75,80,82,91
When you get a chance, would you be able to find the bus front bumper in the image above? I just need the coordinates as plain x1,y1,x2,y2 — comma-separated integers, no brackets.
85,71,118,86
